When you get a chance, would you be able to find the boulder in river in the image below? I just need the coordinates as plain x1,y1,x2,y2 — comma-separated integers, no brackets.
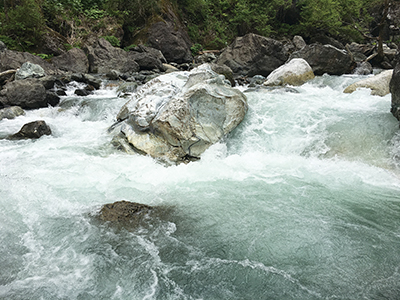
289,43,353,76
112,64,248,163
263,58,315,87
344,70,393,96
0,78,60,109
9,120,51,139
99,200,152,223
216,33,289,77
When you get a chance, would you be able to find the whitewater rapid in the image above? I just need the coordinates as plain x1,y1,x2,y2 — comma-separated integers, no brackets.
1,73,400,299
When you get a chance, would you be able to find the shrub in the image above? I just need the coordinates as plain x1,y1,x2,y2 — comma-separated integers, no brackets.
101,35,120,47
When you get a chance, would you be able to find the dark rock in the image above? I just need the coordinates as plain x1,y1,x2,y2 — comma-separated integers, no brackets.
45,91,61,106
129,45,167,71
309,34,345,49
148,20,193,64
216,33,289,77
40,29,69,56
346,42,375,57
75,89,92,96
0,106,25,120
98,200,152,223
0,79,52,109
289,43,353,76
210,63,235,86
390,56,400,121
0,69,16,87
0,50,59,75
38,76,57,90
84,38,140,74
56,90,67,96
9,120,51,139
51,48,89,73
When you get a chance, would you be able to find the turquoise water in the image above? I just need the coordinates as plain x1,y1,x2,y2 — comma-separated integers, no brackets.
1,74,400,299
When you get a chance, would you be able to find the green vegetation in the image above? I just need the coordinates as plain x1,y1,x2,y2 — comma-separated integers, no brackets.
101,35,120,47
0,0,394,52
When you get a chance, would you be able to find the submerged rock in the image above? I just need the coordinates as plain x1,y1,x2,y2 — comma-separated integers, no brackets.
112,64,248,163
344,70,393,96
9,120,51,139
99,200,152,223
264,58,315,86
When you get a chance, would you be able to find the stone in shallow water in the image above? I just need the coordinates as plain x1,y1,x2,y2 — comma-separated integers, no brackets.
9,120,51,140
99,200,152,223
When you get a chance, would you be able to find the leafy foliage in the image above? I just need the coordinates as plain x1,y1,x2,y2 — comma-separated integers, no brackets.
101,35,120,47
0,0,45,50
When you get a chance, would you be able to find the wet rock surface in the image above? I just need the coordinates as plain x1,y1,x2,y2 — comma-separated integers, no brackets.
111,64,248,163
9,120,51,139
98,200,153,223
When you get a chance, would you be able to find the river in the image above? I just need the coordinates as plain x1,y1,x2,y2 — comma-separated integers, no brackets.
1,73,400,299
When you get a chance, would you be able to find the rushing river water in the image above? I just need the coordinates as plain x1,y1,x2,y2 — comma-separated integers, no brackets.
1,73,400,299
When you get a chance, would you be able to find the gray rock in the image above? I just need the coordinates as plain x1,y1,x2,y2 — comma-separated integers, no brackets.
195,52,217,64
0,106,25,120
83,74,102,89
0,50,59,75
51,48,89,73
290,43,353,76
148,20,193,64
0,79,58,109
84,38,139,74
293,35,306,50
0,41,6,52
217,33,289,77
128,45,167,71
15,62,46,80
112,64,248,163
9,120,51,139
106,70,122,80
352,61,373,75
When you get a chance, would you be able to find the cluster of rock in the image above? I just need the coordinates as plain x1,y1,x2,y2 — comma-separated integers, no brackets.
1,31,400,150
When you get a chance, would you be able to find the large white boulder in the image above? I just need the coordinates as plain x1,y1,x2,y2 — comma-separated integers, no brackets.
344,69,393,96
263,58,315,87
112,64,248,163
